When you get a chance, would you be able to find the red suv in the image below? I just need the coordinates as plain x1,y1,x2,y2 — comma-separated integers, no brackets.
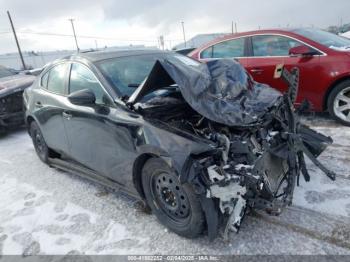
189,28,350,126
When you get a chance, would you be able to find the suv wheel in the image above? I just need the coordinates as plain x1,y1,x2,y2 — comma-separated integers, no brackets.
328,80,350,126
141,158,205,238
30,121,49,163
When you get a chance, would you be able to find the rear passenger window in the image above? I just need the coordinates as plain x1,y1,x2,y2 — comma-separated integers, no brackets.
200,46,213,59
47,64,68,95
41,71,49,88
200,38,246,59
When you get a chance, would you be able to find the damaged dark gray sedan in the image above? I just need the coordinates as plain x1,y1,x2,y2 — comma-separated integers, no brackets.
23,50,336,240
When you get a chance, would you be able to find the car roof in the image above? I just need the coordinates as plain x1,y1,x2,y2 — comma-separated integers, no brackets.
206,28,302,42
65,49,167,63
188,28,329,57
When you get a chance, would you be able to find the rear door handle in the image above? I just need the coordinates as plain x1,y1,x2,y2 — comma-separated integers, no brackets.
250,68,264,74
62,111,72,120
35,101,43,108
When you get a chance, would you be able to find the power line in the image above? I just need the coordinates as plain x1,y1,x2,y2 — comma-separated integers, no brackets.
16,30,182,43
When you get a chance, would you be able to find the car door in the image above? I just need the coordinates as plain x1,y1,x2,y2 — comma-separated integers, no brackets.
32,63,70,155
282,41,322,107
63,62,139,186
247,34,322,106
198,37,248,67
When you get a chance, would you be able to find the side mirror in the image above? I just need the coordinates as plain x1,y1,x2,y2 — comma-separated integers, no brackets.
289,45,320,56
68,89,96,106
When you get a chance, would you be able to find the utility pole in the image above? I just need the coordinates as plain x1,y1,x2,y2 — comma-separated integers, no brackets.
231,21,234,34
7,11,26,70
181,21,187,48
159,35,165,50
235,22,237,33
69,18,79,52
157,38,160,49
340,18,343,32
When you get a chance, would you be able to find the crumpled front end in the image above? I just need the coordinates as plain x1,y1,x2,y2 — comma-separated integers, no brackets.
130,57,336,240
179,67,335,240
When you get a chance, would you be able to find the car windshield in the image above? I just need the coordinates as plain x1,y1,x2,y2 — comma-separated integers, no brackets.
292,28,350,50
97,52,201,98
0,67,15,78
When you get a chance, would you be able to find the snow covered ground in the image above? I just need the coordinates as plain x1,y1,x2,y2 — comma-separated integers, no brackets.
0,115,350,255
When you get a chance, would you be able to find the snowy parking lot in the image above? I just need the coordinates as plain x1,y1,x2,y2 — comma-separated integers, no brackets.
0,115,350,255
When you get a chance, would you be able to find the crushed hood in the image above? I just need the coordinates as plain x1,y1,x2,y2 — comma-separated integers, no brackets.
128,58,281,127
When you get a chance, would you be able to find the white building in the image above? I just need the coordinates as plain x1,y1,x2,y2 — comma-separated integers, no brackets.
0,45,158,70
172,33,228,51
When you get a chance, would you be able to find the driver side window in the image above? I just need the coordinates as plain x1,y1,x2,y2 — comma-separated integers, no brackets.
69,63,111,105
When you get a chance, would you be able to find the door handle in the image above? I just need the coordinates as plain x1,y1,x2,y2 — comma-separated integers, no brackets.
62,111,72,120
250,68,264,74
35,101,43,108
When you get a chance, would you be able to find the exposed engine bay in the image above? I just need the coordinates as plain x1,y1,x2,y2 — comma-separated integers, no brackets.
128,58,336,239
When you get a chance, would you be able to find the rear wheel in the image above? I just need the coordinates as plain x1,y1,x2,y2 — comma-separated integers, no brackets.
328,80,350,126
30,121,49,163
141,158,205,238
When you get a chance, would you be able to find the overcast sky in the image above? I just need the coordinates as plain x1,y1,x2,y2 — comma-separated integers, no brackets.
0,0,349,53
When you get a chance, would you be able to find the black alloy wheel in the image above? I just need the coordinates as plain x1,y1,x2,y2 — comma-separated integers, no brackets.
141,158,205,238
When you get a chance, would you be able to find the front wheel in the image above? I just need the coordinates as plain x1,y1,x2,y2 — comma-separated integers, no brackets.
30,121,49,163
141,158,205,238
328,80,350,126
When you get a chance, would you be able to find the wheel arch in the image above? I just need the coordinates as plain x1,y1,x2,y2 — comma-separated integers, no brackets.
323,76,350,111
132,151,220,240
26,115,35,125
132,153,157,200
26,115,60,158
26,115,36,134
132,145,190,200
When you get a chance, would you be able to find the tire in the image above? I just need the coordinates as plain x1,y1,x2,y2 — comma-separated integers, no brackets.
141,158,205,238
30,121,49,163
328,80,350,126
